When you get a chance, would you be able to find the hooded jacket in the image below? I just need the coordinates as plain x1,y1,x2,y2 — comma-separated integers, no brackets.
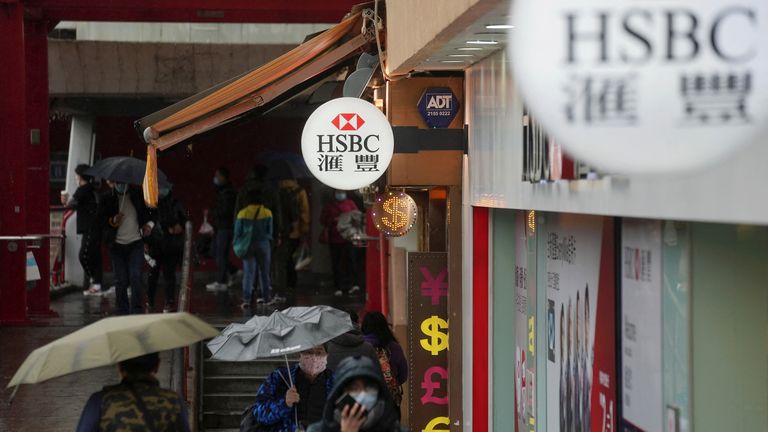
307,356,405,432
326,329,380,371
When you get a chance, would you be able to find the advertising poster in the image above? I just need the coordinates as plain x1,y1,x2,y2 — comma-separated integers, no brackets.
621,220,663,431
514,211,537,431
407,252,450,432
544,214,616,432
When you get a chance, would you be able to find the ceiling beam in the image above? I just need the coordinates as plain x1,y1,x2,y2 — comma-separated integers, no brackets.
23,0,361,23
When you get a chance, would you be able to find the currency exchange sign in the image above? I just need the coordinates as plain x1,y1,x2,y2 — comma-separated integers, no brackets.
408,253,450,432
510,0,768,173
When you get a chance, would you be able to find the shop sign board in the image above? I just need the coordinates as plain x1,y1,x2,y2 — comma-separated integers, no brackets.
621,219,663,432
417,87,460,128
542,213,617,432
301,97,394,190
407,252,450,432
510,1,768,173
372,191,418,237
514,211,537,431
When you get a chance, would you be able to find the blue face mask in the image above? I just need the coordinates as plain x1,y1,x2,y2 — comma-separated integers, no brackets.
349,388,379,411
114,183,128,194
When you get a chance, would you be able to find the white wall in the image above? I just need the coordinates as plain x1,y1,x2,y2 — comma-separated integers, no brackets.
55,21,331,45
466,49,768,225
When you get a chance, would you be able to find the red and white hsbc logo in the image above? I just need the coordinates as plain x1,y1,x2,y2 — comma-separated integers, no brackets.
302,97,394,190
332,113,366,131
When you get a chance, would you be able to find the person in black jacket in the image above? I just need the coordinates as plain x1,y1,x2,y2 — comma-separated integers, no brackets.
327,310,380,371
307,356,405,432
146,187,187,312
63,164,104,296
102,181,155,315
206,167,238,292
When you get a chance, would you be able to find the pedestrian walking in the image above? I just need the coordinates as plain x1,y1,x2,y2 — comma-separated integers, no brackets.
75,352,190,432
251,345,334,432
327,310,379,371
361,312,407,408
206,167,238,292
62,164,104,296
103,181,155,315
307,356,405,432
233,189,273,309
320,191,360,297
273,178,310,302
146,187,187,313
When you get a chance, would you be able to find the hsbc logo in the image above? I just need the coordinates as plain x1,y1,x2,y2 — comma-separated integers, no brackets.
332,113,366,131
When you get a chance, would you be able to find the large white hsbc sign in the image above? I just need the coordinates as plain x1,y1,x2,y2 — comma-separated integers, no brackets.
511,1,768,173
302,97,394,190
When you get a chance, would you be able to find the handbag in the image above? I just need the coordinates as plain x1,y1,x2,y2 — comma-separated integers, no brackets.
240,404,283,432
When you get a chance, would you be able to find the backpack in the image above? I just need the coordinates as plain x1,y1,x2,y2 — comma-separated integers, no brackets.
280,187,302,236
240,404,281,432
375,347,403,406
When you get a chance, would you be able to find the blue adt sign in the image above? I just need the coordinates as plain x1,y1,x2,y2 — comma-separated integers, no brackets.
417,87,460,128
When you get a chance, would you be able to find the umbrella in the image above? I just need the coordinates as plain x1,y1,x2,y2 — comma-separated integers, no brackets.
207,306,353,362
7,312,218,390
85,156,171,188
262,156,312,180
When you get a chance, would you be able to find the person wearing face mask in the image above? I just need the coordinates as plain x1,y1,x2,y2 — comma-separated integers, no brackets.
206,167,239,292
252,345,334,432
320,191,360,297
307,356,405,432
146,187,187,312
102,180,155,315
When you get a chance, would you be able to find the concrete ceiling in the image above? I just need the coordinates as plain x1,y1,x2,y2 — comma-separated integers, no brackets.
414,0,512,71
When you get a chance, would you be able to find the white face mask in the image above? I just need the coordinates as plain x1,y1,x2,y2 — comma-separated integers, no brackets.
334,192,347,201
349,387,379,411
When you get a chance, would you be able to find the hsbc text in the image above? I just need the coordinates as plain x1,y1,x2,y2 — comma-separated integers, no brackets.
316,134,380,153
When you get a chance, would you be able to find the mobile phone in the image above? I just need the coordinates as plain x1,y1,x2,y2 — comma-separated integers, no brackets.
335,394,361,413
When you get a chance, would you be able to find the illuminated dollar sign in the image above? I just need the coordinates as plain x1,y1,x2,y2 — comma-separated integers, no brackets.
383,197,407,229
423,416,450,432
420,315,449,356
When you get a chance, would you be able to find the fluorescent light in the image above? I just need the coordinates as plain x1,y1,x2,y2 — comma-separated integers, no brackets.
448,54,474,57
466,40,498,45
457,47,483,51
485,24,514,29
440,60,465,63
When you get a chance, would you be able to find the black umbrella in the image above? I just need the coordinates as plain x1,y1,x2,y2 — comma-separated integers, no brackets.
85,156,171,188
260,154,312,180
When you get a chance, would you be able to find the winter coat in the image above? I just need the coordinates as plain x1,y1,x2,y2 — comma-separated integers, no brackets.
253,364,334,432
362,334,408,385
306,356,406,432
100,188,154,246
320,199,359,244
233,204,273,258
327,328,380,371
147,193,187,259
212,182,237,230
67,183,100,234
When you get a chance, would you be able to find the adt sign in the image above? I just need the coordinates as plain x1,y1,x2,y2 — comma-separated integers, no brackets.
417,87,460,128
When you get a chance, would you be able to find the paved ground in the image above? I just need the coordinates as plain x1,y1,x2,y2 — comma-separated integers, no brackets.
0,271,364,431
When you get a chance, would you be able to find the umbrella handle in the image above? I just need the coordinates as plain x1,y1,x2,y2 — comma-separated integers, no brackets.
285,354,294,388
8,385,19,406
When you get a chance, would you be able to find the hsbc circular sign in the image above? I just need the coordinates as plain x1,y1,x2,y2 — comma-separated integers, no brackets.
511,0,768,173
302,97,394,190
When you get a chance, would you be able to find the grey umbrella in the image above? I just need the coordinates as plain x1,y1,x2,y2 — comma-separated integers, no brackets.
85,156,171,188
207,306,353,362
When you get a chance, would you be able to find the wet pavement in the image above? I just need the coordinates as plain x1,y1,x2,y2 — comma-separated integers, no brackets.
0,271,364,431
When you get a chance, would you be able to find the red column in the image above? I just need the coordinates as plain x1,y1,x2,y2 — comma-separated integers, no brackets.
25,18,55,316
0,2,30,325
472,206,490,432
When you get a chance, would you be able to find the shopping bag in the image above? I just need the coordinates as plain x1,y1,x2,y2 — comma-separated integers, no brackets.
293,242,312,271
199,209,214,236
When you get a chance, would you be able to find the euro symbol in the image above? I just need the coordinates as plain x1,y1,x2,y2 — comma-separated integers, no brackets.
420,366,449,405
420,315,449,356
423,416,450,432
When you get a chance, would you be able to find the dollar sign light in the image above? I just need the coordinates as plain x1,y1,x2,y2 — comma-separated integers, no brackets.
420,315,449,356
372,190,417,237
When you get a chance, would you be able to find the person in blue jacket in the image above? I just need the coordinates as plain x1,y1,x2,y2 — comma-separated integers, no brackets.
253,345,334,432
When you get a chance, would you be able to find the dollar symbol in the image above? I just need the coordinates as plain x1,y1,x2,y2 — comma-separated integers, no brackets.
420,315,449,356
383,197,407,229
